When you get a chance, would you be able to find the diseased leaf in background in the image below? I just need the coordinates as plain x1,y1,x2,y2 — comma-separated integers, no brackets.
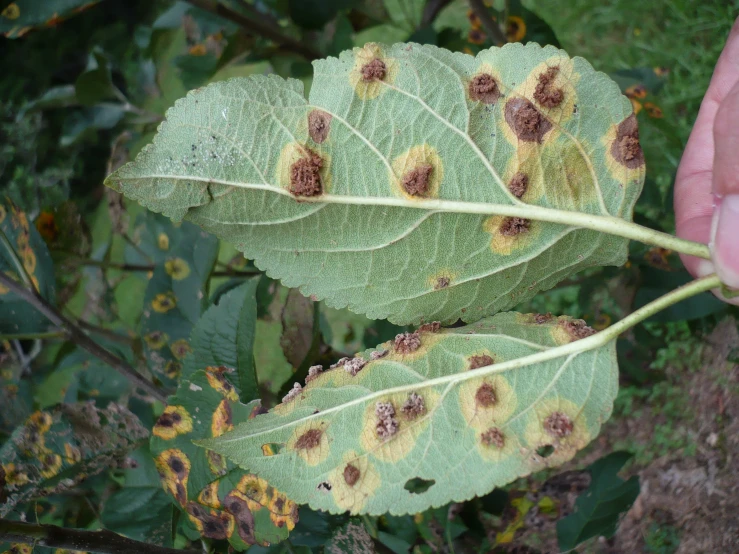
0,402,147,516
129,213,218,386
150,369,298,550
0,199,56,334
0,0,102,39
182,278,260,401
101,445,174,547
201,312,618,515
107,42,644,325
383,0,425,33
0,343,32,440
556,451,640,551
324,520,375,554
280,288,319,370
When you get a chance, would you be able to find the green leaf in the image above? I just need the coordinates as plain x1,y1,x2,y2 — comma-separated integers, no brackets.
0,0,102,38
556,451,640,551
0,199,56,334
75,50,116,106
183,279,260,401
132,212,218,386
288,0,357,30
0,402,148,516
383,0,424,33
200,312,618,515
150,369,299,550
107,42,644,325
101,445,174,547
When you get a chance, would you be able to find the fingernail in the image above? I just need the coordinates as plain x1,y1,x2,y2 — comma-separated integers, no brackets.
713,194,739,288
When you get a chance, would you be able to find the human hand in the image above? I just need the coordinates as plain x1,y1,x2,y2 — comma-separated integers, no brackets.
674,17,739,304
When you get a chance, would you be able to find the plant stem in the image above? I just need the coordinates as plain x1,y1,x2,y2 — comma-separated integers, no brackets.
0,230,33,288
61,254,262,277
598,274,721,342
183,0,321,60
0,272,168,403
422,0,453,27
0,330,66,341
468,0,508,45
0,519,199,554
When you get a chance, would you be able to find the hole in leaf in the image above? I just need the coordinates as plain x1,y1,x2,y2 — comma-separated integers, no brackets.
536,445,555,458
404,477,435,494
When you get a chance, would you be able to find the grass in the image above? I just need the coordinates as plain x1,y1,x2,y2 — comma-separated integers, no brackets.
526,0,738,201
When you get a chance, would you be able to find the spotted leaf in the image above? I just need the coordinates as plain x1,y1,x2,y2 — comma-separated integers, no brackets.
107,42,643,326
150,368,299,550
0,0,101,38
130,212,218,386
0,402,148,516
199,312,618,515
0,199,56,334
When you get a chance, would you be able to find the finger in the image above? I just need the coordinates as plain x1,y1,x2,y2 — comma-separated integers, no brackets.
675,16,739,212
712,81,739,288
675,17,739,279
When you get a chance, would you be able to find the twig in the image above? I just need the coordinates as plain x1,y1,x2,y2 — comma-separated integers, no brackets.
0,272,168,403
60,254,262,277
421,0,453,27
74,319,134,346
0,519,199,554
0,331,66,341
468,0,507,45
183,0,321,60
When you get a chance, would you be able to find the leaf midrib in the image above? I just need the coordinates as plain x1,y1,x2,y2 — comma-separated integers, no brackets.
210,329,612,445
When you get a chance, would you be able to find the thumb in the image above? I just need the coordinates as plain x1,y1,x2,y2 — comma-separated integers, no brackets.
711,80,739,289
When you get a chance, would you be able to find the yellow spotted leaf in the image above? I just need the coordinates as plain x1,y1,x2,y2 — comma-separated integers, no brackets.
200,312,619,515
106,42,644,325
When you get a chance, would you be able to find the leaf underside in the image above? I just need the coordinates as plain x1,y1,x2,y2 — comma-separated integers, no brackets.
200,312,618,516
107,41,644,325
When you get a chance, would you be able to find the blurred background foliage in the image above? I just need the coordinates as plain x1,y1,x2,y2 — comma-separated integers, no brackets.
0,0,737,553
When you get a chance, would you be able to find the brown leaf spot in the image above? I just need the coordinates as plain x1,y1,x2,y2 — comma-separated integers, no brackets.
435,276,450,289
186,503,232,540
400,392,426,420
533,67,564,108
343,464,361,486
480,427,505,448
305,364,323,383
499,217,530,236
224,493,256,545
534,312,554,324
394,332,421,354
505,98,552,143
508,172,529,198
295,428,322,450
402,163,434,196
475,383,497,407
469,73,500,104
282,382,302,403
156,411,181,428
544,411,574,437
289,149,323,197
344,357,367,376
308,110,331,143
361,58,387,81
611,114,644,168
370,349,388,360
168,455,187,479
561,318,595,340
375,401,399,439
468,354,494,370
418,321,441,333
